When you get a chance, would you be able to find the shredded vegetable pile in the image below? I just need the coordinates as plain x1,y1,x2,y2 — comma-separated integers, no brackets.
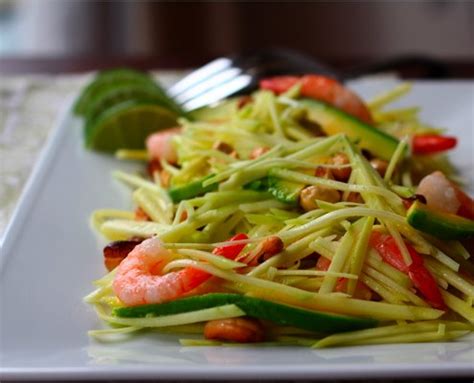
84,75,474,348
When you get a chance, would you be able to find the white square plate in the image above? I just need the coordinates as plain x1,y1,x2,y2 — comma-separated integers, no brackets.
1,80,473,380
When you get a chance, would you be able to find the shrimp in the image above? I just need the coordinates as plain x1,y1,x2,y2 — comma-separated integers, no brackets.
145,127,181,164
112,237,210,306
260,75,373,124
417,171,474,219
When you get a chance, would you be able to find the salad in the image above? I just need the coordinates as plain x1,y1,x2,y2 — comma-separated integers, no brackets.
81,70,474,347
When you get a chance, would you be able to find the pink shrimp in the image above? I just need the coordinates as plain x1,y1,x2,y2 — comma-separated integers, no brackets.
417,171,474,219
145,127,181,164
260,75,373,124
112,237,210,306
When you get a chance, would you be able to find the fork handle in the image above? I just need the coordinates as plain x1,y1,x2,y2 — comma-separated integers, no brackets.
343,56,451,80
231,49,451,81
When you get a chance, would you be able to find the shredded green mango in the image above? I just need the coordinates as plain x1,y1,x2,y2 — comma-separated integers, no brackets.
85,80,472,348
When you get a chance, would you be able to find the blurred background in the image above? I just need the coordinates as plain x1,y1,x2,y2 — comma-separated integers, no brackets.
0,0,472,75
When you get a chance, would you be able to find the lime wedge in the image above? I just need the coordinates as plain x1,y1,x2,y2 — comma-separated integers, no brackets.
74,69,161,115
85,100,178,152
83,82,181,123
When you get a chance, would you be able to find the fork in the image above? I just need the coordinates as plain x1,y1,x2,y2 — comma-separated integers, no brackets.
167,48,340,111
167,48,450,112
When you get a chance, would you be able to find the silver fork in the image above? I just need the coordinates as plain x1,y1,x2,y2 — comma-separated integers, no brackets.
168,57,252,111
168,50,452,113
167,48,340,112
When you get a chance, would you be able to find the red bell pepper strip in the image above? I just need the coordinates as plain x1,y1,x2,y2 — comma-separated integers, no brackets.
259,74,373,124
315,256,372,300
444,174,474,220
185,233,250,290
212,233,248,259
315,255,332,271
454,186,474,220
369,231,446,310
412,134,457,155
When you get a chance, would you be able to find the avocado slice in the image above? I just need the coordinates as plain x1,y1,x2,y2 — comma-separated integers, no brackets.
244,177,270,192
300,98,400,161
267,176,304,206
407,201,474,240
266,169,305,205
114,293,377,333
168,171,303,205
168,174,218,203
115,293,239,318
244,172,304,206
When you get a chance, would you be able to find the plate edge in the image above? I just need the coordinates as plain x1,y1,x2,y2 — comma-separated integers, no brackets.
0,94,77,270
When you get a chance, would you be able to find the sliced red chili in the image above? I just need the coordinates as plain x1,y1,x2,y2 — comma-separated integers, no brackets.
412,134,457,155
454,188,474,220
212,233,248,260
186,233,250,290
408,264,446,311
315,255,371,300
370,231,446,310
315,255,332,271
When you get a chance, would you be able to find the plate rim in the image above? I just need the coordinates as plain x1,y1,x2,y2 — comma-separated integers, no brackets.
1,361,473,380
0,96,75,264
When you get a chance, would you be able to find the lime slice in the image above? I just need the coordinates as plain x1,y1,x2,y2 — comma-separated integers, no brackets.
85,100,178,153
74,69,162,116
83,82,180,124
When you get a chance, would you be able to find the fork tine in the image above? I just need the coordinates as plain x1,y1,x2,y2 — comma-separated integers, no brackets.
174,67,242,104
182,74,252,111
168,57,233,98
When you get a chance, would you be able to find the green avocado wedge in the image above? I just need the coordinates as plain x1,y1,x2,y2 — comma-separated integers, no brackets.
300,98,400,161
114,293,378,333
407,201,474,240
244,177,270,192
244,173,304,206
267,171,305,206
168,174,218,203
115,294,241,318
